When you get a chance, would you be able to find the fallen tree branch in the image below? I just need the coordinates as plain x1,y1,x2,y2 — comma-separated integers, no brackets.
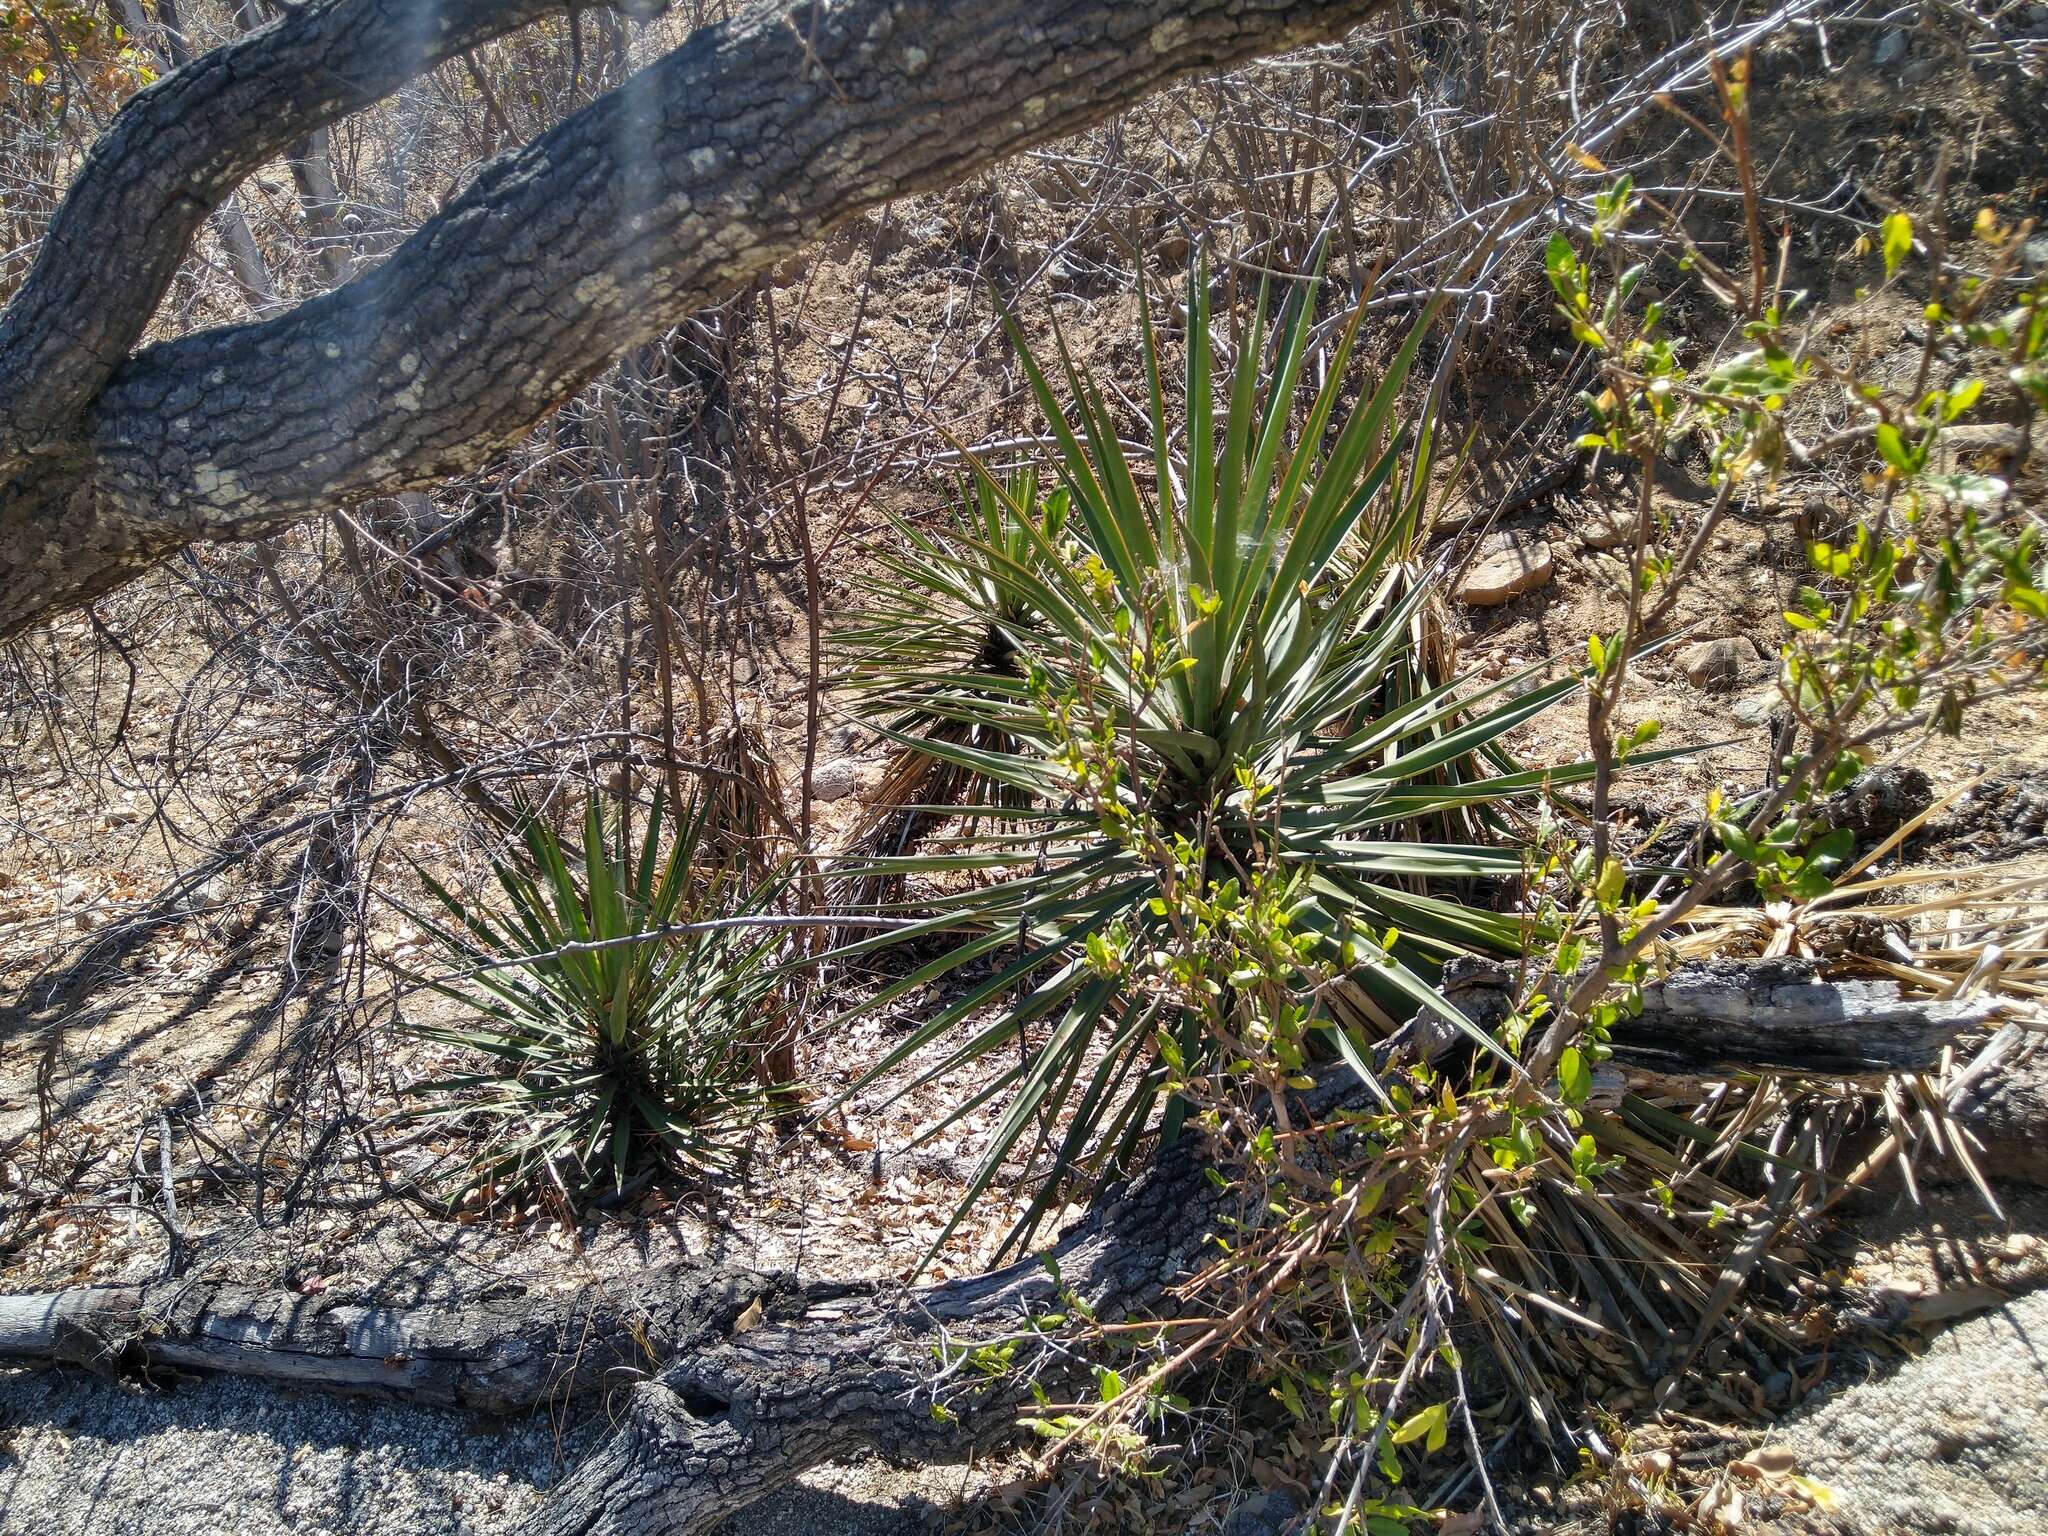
1443,956,2014,1077
0,960,2023,1532
0,1259,807,1415
0,1123,1247,1534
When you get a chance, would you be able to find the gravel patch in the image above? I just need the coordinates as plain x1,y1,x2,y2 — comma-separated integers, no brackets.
0,1366,970,1536
1779,1287,2048,1536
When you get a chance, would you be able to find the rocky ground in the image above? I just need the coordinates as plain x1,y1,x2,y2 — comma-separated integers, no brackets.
0,1365,990,1536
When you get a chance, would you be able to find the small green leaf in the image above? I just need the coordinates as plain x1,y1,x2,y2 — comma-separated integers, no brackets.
1881,211,1913,279
1390,1401,1449,1448
1875,422,1913,474
1558,1046,1591,1106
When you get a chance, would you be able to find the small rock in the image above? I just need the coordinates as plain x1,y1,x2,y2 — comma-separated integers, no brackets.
1580,511,1635,550
1222,1490,1305,1536
1936,422,2028,473
1873,28,1908,67
1733,687,1781,726
1679,636,1759,691
1457,532,1554,606
1824,765,1934,843
808,759,860,803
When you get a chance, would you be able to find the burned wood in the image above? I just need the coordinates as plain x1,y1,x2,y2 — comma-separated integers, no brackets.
0,1260,808,1416
1442,956,2012,1077
0,1125,1247,1536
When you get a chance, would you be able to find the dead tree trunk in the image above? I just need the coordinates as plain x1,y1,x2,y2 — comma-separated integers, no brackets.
0,1259,808,1415
1443,956,2014,1077
0,961,2018,1532
0,1134,1237,1536
536,1134,1233,1536
0,0,1394,639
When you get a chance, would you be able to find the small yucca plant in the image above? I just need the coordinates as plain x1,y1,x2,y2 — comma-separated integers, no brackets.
835,469,1056,845
407,791,781,1199
835,266,1684,1252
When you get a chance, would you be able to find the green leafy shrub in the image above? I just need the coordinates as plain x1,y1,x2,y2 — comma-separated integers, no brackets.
837,268,1655,1250
407,791,782,1199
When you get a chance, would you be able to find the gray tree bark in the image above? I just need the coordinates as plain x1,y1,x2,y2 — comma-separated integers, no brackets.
0,1134,1238,1536
1442,956,2013,1076
0,1259,799,1414
0,960,2025,1532
0,0,1390,639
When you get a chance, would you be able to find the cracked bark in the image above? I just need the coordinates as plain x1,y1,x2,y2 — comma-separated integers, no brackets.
537,1140,1232,1536
0,1259,801,1414
0,1134,1238,1536
0,962,2010,1530
0,0,1390,639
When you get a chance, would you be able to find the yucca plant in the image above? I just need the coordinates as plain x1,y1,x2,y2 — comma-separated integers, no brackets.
835,266,1688,1252
407,790,781,1199
832,466,1059,899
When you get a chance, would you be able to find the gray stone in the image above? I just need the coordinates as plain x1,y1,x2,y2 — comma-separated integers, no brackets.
1580,511,1635,550
1872,28,1908,67
1678,636,1758,691
1779,1287,2048,1536
809,758,861,803
1219,1490,1306,1536
1457,532,1554,607
1733,687,1781,726
1936,422,2028,473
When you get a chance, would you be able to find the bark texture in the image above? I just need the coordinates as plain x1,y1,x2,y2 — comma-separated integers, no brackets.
0,1134,1237,1536
0,0,1389,638
541,1134,1230,1536
0,1259,802,1414
1442,956,2012,1077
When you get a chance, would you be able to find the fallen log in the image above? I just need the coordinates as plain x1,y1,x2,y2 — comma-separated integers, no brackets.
0,960,2022,1533
0,1259,806,1415
537,1129,1240,1536
1442,956,2013,1077
0,1128,1245,1536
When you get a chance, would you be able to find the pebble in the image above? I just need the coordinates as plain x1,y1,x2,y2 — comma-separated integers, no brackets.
1580,512,1635,550
1679,636,1759,692
1936,423,2028,473
1733,687,1781,726
808,759,861,803
1457,532,1554,607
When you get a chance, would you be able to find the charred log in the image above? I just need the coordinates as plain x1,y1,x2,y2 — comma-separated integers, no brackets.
1441,956,2013,1078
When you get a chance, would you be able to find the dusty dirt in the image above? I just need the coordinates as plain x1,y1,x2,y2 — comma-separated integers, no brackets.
3,14,2048,1536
